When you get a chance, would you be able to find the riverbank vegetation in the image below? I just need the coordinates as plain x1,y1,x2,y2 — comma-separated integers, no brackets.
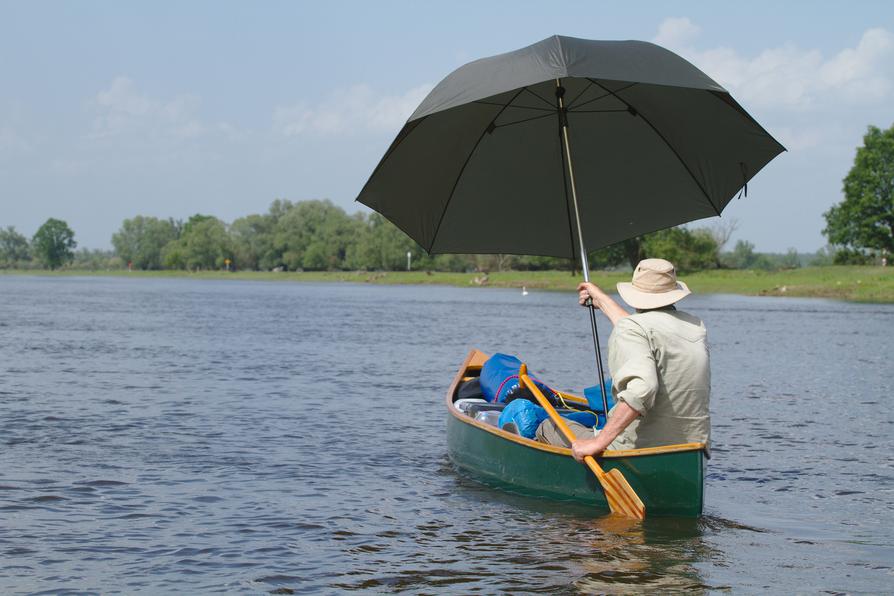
2,123,890,300
2,266,891,303
1,199,891,302
0,198,885,274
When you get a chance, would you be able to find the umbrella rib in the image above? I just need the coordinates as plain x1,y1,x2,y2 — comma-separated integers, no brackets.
586,78,722,217
569,108,629,114
522,87,555,109
428,88,528,251
569,82,638,111
475,100,553,112
566,80,595,109
493,112,554,130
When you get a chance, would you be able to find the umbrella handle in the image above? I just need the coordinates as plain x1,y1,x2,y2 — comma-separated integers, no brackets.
556,78,610,417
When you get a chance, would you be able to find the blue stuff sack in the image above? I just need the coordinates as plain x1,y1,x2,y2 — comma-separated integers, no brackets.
479,353,556,404
498,399,544,438
584,379,615,429
498,399,599,439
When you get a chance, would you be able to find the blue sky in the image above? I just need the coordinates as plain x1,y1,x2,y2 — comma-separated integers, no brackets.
1,1,892,251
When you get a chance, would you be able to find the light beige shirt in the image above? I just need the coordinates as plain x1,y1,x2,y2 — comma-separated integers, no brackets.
606,308,711,452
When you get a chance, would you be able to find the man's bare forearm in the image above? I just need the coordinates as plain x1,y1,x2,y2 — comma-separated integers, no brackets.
571,401,641,461
577,282,629,325
591,291,630,325
592,401,640,450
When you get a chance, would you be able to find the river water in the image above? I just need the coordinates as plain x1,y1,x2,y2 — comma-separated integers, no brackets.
0,276,891,594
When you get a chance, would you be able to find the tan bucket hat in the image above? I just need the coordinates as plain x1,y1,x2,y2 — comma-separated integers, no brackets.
617,258,691,310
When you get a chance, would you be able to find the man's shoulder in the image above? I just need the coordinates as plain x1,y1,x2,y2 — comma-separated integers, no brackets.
616,314,649,334
629,309,706,336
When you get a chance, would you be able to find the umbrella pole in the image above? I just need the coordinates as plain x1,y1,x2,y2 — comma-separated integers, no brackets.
555,79,610,418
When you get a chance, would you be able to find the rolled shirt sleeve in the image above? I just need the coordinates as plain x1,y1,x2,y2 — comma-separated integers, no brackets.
608,319,659,415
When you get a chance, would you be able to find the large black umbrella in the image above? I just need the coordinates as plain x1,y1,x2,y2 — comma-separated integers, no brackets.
356,35,784,414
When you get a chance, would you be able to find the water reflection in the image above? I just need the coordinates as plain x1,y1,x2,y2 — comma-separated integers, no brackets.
575,516,716,594
442,464,728,594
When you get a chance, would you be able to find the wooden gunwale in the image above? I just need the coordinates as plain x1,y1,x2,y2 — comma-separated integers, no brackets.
445,349,706,459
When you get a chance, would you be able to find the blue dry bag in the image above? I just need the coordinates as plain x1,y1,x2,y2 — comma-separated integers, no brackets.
479,353,556,404
498,399,599,439
498,399,544,438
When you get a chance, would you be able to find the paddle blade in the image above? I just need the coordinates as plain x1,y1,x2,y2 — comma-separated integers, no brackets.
602,468,646,520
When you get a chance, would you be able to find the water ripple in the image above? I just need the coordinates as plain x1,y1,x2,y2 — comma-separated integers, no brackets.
0,277,892,593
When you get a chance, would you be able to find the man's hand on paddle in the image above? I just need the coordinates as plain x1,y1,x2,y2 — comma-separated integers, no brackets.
571,403,642,462
571,437,607,462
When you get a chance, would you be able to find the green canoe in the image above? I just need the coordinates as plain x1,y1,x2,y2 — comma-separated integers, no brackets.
446,350,706,517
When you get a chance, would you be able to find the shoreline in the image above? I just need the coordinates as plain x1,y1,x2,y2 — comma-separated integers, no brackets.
1,266,892,303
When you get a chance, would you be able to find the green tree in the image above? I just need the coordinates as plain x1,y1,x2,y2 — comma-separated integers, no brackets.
641,227,719,272
0,226,31,267
72,248,122,270
809,246,836,267
273,200,358,270
723,239,758,269
832,247,872,265
823,124,894,256
267,198,295,221
779,248,801,269
32,218,77,269
111,216,179,270
590,242,630,270
162,215,231,270
720,239,776,270
513,255,569,271
430,253,474,272
620,238,646,270
346,212,419,270
230,213,277,270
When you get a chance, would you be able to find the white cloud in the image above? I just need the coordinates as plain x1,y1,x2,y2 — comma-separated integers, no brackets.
273,83,433,136
652,19,894,110
819,28,894,103
90,77,208,139
652,17,701,50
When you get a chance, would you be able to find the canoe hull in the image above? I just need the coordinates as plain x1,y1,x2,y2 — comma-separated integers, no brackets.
446,350,705,517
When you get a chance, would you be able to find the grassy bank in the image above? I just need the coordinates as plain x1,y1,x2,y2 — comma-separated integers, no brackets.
2,266,892,303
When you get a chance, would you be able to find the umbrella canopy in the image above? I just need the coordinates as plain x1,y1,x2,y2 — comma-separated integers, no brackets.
356,35,784,260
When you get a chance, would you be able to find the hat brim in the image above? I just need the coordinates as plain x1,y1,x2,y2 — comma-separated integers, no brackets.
616,280,691,310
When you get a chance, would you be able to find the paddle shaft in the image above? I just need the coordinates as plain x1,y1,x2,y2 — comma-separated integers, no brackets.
555,79,610,416
519,369,606,477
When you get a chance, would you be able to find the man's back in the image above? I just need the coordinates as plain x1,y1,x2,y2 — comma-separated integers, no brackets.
606,308,711,451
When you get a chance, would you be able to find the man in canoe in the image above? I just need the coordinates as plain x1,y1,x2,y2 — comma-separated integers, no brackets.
538,258,711,460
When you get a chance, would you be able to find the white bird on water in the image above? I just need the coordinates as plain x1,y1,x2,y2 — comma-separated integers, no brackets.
522,286,529,296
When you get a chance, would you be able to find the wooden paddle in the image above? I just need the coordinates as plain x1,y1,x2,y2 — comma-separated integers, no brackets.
518,364,645,520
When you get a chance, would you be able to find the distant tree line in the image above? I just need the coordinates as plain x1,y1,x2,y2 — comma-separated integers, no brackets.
3,122,890,272
0,200,872,274
100,200,755,273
